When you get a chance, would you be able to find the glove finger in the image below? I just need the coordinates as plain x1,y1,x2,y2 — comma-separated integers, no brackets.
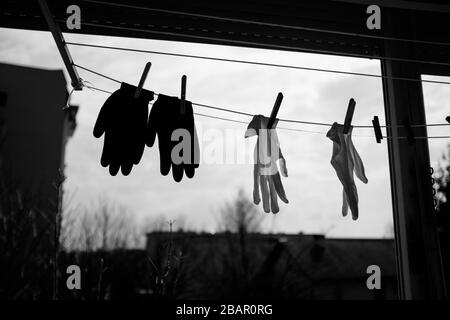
342,189,348,217
121,162,133,176
133,142,145,165
273,172,289,203
146,105,158,148
172,164,184,182
118,121,132,176
120,126,131,174
192,128,200,169
279,157,288,177
109,161,120,176
132,114,146,165
159,131,172,176
100,132,113,167
253,164,261,205
121,122,134,176
94,93,118,138
184,116,197,178
147,125,157,148
182,103,200,170
268,177,279,214
260,175,270,213
185,165,195,179
93,106,108,138
109,133,122,176
134,103,148,164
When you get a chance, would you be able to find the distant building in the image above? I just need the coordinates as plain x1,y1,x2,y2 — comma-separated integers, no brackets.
146,232,397,300
0,62,77,233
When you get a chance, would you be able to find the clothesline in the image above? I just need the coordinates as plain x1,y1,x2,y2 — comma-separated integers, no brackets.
82,84,328,134
81,0,450,48
82,83,450,140
67,42,450,87
75,63,450,131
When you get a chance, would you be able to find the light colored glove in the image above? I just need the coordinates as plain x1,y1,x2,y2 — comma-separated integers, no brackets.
245,115,288,214
326,122,368,220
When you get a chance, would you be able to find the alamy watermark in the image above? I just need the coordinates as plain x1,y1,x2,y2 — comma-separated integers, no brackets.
366,265,381,290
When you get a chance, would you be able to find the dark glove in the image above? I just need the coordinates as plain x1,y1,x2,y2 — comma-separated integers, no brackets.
93,82,154,176
245,115,288,214
147,94,200,182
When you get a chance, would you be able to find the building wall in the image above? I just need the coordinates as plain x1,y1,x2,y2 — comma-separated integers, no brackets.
0,63,78,298
0,62,76,210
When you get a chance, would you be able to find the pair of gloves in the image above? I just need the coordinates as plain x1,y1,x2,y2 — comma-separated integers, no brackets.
245,117,368,218
94,83,199,182
245,115,289,214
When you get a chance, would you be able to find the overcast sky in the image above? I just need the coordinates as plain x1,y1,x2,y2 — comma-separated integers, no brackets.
1,27,448,238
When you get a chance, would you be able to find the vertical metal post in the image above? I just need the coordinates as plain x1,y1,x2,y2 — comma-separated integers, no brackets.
381,11,446,300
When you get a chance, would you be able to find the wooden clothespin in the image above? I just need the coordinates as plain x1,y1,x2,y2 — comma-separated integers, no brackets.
267,92,284,129
372,116,383,143
446,116,450,124
343,98,356,134
180,75,187,114
134,62,151,99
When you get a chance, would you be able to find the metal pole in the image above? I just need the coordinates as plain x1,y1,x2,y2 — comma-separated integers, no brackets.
38,0,83,90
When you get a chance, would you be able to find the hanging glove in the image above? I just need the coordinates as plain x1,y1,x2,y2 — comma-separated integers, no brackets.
147,94,200,182
245,115,288,214
326,122,368,220
93,82,154,176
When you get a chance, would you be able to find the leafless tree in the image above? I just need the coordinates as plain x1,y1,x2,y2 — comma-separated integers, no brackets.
434,144,450,209
217,189,264,234
214,189,265,296
60,196,141,251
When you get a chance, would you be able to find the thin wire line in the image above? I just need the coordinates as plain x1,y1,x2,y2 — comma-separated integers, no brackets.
195,113,450,139
66,41,385,83
85,85,324,133
81,0,450,48
84,84,450,140
194,112,328,134
83,84,113,95
70,21,450,69
74,62,450,129
75,64,121,84
394,136,450,139
66,41,450,87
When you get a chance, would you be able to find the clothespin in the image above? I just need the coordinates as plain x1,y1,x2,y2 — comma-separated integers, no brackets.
267,92,283,130
180,75,187,114
372,116,383,143
446,116,450,124
134,62,152,99
265,92,283,157
402,118,414,142
343,98,356,134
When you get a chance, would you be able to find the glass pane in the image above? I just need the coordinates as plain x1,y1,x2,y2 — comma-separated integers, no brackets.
422,74,450,295
0,27,397,300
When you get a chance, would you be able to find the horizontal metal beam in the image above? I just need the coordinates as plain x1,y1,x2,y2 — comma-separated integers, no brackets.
332,0,450,14
2,0,449,66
